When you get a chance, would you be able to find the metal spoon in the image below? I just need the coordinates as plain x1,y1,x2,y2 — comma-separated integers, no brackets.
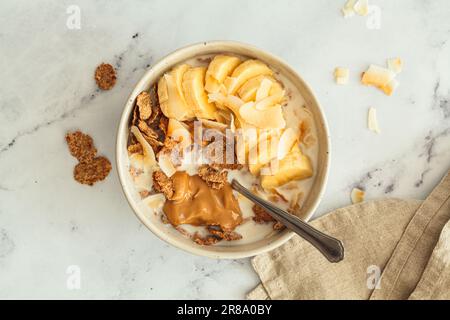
231,179,344,263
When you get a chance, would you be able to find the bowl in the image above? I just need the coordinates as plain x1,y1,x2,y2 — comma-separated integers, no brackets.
116,41,330,259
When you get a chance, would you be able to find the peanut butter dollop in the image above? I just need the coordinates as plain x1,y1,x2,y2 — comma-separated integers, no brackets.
163,172,242,231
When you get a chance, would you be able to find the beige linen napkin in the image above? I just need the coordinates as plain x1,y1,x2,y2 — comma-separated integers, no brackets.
248,170,450,300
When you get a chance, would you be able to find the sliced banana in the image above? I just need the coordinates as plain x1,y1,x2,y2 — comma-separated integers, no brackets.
205,55,241,93
158,64,195,121
255,90,285,110
182,67,217,120
238,75,284,102
224,60,273,95
239,102,286,129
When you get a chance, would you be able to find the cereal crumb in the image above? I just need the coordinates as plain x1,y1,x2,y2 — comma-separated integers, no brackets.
152,171,174,199
136,91,152,120
273,221,285,230
252,204,276,223
198,165,227,190
74,156,111,186
139,190,150,199
94,63,116,90
66,131,97,163
127,143,143,154
193,233,220,246
207,226,242,241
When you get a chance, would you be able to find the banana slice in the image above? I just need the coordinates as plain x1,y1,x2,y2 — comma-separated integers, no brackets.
205,55,241,93
158,64,195,121
239,102,286,129
224,60,273,95
255,78,274,101
261,144,313,190
238,75,283,102
255,90,286,110
182,67,218,120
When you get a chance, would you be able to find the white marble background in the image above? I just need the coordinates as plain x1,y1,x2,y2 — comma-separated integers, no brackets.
0,0,449,299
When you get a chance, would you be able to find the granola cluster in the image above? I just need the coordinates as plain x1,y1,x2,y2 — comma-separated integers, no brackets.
66,131,111,186
197,165,228,190
252,204,285,231
128,85,168,155
152,171,174,200
94,63,116,90
193,226,243,246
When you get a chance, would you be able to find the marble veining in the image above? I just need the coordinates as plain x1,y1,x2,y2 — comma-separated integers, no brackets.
0,0,449,299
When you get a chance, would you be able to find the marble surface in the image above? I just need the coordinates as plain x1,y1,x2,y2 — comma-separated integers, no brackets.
0,0,449,299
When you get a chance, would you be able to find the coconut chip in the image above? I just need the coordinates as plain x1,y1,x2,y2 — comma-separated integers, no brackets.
361,64,397,96
387,58,403,74
354,0,369,16
368,107,381,134
158,153,177,178
334,67,349,85
142,193,166,210
351,188,366,204
342,0,357,17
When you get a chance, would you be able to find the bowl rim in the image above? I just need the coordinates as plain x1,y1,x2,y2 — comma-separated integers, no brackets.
116,40,330,259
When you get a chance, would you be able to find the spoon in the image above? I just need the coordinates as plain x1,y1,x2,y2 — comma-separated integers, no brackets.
231,179,344,263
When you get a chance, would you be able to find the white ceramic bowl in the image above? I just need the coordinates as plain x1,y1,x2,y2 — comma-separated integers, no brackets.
116,41,330,259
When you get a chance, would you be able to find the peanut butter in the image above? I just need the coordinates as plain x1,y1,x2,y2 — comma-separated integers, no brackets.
163,172,242,231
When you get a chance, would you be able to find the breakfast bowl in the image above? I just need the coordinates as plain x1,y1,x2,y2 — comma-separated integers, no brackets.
116,41,330,259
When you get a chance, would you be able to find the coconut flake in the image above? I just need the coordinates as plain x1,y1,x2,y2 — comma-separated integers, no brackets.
334,67,349,85
351,188,365,204
277,128,298,160
158,154,176,177
354,0,369,16
239,102,286,129
367,107,380,134
230,113,236,133
342,0,357,17
381,78,399,96
142,193,166,210
361,65,396,95
387,58,403,74
131,126,157,169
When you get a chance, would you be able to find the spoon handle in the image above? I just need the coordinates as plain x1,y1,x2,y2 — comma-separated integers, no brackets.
232,180,344,263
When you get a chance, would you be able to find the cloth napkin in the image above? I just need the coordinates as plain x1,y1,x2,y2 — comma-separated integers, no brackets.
247,170,450,300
